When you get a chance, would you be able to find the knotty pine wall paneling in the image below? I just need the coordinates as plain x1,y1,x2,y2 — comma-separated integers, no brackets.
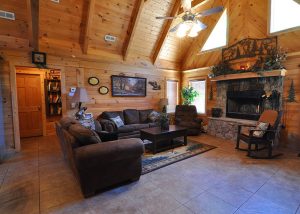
0,59,15,158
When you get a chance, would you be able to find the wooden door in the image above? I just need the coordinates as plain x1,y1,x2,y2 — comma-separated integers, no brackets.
17,74,43,138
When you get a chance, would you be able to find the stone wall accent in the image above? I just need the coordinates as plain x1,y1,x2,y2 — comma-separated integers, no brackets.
207,117,256,141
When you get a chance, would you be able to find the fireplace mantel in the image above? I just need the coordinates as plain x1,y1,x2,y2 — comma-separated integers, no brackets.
210,69,286,82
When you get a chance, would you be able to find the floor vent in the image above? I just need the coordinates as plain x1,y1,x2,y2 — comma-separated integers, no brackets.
0,10,15,20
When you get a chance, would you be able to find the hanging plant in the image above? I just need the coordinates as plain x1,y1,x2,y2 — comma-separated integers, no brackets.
264,47,287,70
181,86,199,105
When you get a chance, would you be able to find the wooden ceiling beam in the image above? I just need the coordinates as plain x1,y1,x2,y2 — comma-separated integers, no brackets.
26,0,39,51
178,0,208,14
123,0,146,61
152,0,181,65
82,0,96,54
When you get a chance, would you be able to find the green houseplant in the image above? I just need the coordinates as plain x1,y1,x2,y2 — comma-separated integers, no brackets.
181,86,199,105
159,113,169,131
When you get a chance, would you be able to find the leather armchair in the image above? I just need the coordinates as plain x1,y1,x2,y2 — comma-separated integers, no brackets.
175,105,202,136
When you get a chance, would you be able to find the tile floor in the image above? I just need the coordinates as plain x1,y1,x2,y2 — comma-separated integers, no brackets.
0,134,299,214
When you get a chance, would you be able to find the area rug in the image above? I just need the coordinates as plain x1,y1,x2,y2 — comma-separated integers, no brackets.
142,138,216,174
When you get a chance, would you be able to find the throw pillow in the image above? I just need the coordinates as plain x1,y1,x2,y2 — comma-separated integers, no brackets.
110,116,124,128
148,111,160,122
68,124,102,146
253,122,269,138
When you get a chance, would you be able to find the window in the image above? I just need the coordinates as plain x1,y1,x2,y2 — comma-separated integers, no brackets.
201,9,227,52
189,80,206,114
166,80,178,113
270,0,300,34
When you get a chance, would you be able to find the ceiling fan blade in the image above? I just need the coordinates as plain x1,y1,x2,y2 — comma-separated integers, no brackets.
196,6,224,17
156,16,177,20
196,20,207,31
170,23,182,32
181,0,192,11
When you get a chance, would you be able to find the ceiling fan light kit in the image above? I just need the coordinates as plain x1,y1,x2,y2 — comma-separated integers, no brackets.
156,0,223,38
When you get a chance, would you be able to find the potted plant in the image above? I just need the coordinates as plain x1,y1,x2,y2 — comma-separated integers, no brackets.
159,113,169,131
181,86,199,105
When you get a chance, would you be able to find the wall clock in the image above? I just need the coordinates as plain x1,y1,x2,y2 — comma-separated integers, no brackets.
32,51,47,65
88,77,99,86
98,86,109,95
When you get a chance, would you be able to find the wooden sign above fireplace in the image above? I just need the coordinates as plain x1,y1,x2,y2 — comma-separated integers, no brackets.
222,37,277,62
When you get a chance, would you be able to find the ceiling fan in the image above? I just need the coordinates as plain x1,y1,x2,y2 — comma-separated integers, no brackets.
156,0,224,38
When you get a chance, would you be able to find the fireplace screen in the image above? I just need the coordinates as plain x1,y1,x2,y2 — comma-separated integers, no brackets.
226,90,264,120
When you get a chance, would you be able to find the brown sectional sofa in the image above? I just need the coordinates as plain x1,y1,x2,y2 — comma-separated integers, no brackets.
97,109,159,139
55,117,144,197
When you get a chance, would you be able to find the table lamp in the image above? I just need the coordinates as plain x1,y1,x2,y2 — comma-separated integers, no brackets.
159,98,169,113
71,87,90,110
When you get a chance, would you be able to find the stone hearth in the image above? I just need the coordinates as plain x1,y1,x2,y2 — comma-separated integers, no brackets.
207,117,256,141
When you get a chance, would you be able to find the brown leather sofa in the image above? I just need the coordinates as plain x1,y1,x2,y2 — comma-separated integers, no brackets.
97,109,159,139
55,117,144,197
175,105,203,136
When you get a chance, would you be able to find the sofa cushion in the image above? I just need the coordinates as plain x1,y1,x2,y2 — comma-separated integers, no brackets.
118,125,136,133
59,117,79,130
148,111,160,122
110,116,124,128
131,124,149,130
94,120,102,132
124,109,140,124
68,124,102,146
139,109,153,123
101,111,124,123
149,122,159,128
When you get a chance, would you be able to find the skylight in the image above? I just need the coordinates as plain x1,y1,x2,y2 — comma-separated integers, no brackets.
201,9,227,52
270,0,300,33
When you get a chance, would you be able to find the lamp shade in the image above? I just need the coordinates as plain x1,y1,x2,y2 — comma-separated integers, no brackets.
71,87,90,103
159,98,169,106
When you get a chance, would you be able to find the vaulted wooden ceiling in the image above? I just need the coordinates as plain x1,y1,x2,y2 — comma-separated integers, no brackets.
0,0,299,70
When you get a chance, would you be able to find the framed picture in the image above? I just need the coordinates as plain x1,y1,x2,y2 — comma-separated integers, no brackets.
111,75,146,97
98,86,109,95
32,51,47,65
88,77,99,86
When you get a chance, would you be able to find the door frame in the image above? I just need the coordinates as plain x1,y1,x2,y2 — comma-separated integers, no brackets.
9,61,66,152
16,68,47,137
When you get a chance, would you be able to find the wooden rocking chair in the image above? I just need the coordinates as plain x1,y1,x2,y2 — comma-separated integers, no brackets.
236,110,283,159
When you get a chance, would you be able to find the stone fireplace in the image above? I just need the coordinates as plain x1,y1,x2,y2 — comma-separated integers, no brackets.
217,77,283,119
207,74,285,141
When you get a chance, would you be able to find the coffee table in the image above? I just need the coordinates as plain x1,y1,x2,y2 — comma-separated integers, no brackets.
140,125,187,154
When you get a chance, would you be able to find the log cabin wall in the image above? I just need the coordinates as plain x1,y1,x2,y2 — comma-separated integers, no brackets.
0,59,14,157
0,50,180,152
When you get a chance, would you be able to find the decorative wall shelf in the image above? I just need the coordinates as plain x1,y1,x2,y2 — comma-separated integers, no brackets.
210,69,286,82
